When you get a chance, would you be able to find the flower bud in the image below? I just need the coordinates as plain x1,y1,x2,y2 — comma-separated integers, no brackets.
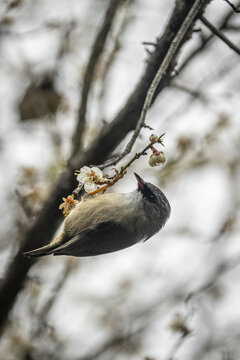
149,134,158,144
148,151,166,167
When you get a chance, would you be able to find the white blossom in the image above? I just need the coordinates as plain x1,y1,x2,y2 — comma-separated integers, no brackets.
76,166,104,193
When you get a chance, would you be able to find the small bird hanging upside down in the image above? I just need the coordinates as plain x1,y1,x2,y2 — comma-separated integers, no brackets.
23,173,171,258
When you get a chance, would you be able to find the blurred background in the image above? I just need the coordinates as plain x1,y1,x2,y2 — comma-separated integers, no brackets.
0,0,240,359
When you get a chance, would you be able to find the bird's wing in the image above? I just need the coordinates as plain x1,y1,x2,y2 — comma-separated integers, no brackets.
53,221,137,257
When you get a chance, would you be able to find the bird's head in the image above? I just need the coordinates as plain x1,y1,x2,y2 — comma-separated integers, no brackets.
134,173,171,220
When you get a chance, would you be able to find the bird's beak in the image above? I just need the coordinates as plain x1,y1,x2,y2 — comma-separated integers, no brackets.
134,173,145,191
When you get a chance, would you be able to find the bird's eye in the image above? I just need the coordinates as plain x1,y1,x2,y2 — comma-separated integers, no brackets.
149,194,155,201
143,186,157,203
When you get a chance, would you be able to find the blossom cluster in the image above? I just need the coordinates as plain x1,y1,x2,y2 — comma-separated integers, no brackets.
76,166,105,193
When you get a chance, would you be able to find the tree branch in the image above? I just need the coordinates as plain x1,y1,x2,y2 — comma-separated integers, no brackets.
224,0,240,12
200,15,240,56
99,0,210,169
0,0,211,333
72,0,126,155
23,259,75,358
179,1,240,73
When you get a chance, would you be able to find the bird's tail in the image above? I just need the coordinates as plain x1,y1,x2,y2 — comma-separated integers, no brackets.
23,244,54,258
23,233,65,258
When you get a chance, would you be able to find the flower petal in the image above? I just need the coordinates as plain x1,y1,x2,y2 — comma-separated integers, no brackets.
77,173,89,183
84,181,98,193
81,166,91,173
91,167,103,177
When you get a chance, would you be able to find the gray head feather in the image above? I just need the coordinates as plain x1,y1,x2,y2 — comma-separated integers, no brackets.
140,182,171,237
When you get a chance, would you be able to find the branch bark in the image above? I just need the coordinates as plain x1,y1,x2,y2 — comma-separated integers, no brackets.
0,0,210,333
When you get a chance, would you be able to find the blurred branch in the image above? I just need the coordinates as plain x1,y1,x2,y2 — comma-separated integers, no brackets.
224,24,240,30
76,242,239,360
212,159,240,241
171,82,206,100
72,0,126,155
164,333,189,360
15,189,33,220
23,259,76,358
187,159,240,299
187,253,240,301
6,0,22,10
75,242,240,360
200,15,240,56
223,0,240,12
76,325,146,360
179,1,240,73
99,0,210,169
96,2,131,117
163,57,237,132
0,0,211,334
165,311,193,360
35,261,75,335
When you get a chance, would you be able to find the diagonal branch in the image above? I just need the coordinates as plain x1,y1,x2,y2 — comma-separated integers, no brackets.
223,0,240,12
99,0,210,169
72,0,126,155
200,15,240,56
179,1,240,73
23,259,75,358
0,0,211,333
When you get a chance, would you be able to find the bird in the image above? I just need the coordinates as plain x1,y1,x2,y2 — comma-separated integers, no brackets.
23,173,171,258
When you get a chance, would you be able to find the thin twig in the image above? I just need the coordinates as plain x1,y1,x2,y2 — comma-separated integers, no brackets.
164,334,189,360
96,1,131,117
224,24,240,30
33,260,74,336
23,260,76,358
179,2,240,73
200,15,240,56
224,0,240,12
76,325,146,360
142,41,158,46
99,0,209,169
119,134,164,174
89,134,165,195
186,254,240,301
171,82,206,100
164,306,194,360
72,0,126,155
